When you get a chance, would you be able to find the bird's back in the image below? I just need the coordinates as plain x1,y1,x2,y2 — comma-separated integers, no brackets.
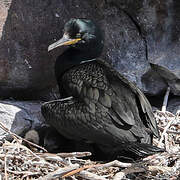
50,59,158,146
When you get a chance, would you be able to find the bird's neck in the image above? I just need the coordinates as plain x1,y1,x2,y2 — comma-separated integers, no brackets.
55,48,98,81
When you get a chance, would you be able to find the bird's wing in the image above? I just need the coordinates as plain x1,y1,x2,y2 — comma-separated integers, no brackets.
96,59,160,138
60,59,159,139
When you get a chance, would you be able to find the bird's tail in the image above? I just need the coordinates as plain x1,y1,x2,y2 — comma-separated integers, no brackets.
126,143,164,158
112,143,164,161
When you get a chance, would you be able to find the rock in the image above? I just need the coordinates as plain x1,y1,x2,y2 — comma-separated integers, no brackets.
0,100,45,140
167,97,180,114
0,0,147,98
141,68,167,95
150,64,180,96
24,129,40,145
0,0,180,98
135,0,180,95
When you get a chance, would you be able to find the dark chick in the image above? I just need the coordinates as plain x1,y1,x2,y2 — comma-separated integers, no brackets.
42,18,163,159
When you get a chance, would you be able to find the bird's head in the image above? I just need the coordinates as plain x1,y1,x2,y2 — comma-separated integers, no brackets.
48,18,104,58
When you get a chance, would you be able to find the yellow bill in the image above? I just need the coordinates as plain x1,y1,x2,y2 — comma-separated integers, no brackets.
48,34,81,51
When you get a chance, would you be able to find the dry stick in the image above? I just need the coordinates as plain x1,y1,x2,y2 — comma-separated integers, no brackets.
147,166,172,173
0,154,22,159
158,115,176,148
113,165,173,180
164,133,170,152
158,87,172,148
71,176,78,180
4,154,8,180
113,167,146,180
62,160,133,179
7,169,40,176
38,164,79,180
62,160,133,178
176,110,180,116
0,122,20,142
62,164,101,178
2,140,58,172
57,151,92,158
98,160,132,169
2,140,55,169
158,127,180,135
3,141,41,160
0,121,47,152
86,160,132,174
79,170,108,180
21,136,47,152
38,153,68,166
161,87,170,112
38,152,76,167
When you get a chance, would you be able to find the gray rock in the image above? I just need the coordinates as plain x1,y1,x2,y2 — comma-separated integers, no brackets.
151,64,180,96
141,68,167,95
167,97,180,114
0,0,180,98
0,100,45,140
137,0,180,95
110,0,180,95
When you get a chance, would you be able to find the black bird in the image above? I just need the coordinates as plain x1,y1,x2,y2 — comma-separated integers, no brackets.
42,18,162,159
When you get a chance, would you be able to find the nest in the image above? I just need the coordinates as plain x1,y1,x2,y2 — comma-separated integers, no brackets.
0,88,179,179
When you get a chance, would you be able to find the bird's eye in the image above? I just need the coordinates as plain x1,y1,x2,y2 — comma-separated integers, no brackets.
76,33,81,38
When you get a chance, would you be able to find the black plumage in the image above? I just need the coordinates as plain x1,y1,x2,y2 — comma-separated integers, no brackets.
42,18,163,159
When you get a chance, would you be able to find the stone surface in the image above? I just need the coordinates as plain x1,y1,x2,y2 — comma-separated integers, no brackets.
0,100,45,140
0,0,180,98
167,97,180,114
142,1,180,96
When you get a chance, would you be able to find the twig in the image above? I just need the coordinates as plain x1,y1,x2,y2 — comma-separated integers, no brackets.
161,87,170,112
176,110,180,116
38,164,79,180
57,151,92,158
7,169,40,176
3,141,41,160
0,121,47,152
158,115,176,148
86,160,132,174
4,153,8,180
164,133,169,152
113,167,145,180
0,154,22,159
113,165,173,180
0,122,20,143
158,127,180,135
38,153,68,165
98,160,132,169
22,135,47,152
79,170,108,180
63,160,132,179
62,164,100,178
147,165,172,172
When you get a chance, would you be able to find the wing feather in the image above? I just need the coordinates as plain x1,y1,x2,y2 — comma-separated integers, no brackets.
96,59,160,137
61,59,159,138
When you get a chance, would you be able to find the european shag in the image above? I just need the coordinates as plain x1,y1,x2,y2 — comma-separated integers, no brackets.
41,18,163,159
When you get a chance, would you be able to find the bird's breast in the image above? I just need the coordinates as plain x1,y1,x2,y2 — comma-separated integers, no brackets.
60,62,108,98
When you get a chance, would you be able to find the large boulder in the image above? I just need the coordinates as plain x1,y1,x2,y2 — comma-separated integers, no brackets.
138,0,180,96
0,0,179,99
0,100,45,140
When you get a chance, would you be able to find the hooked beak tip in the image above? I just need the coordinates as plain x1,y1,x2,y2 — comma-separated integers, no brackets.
48,35,81,52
